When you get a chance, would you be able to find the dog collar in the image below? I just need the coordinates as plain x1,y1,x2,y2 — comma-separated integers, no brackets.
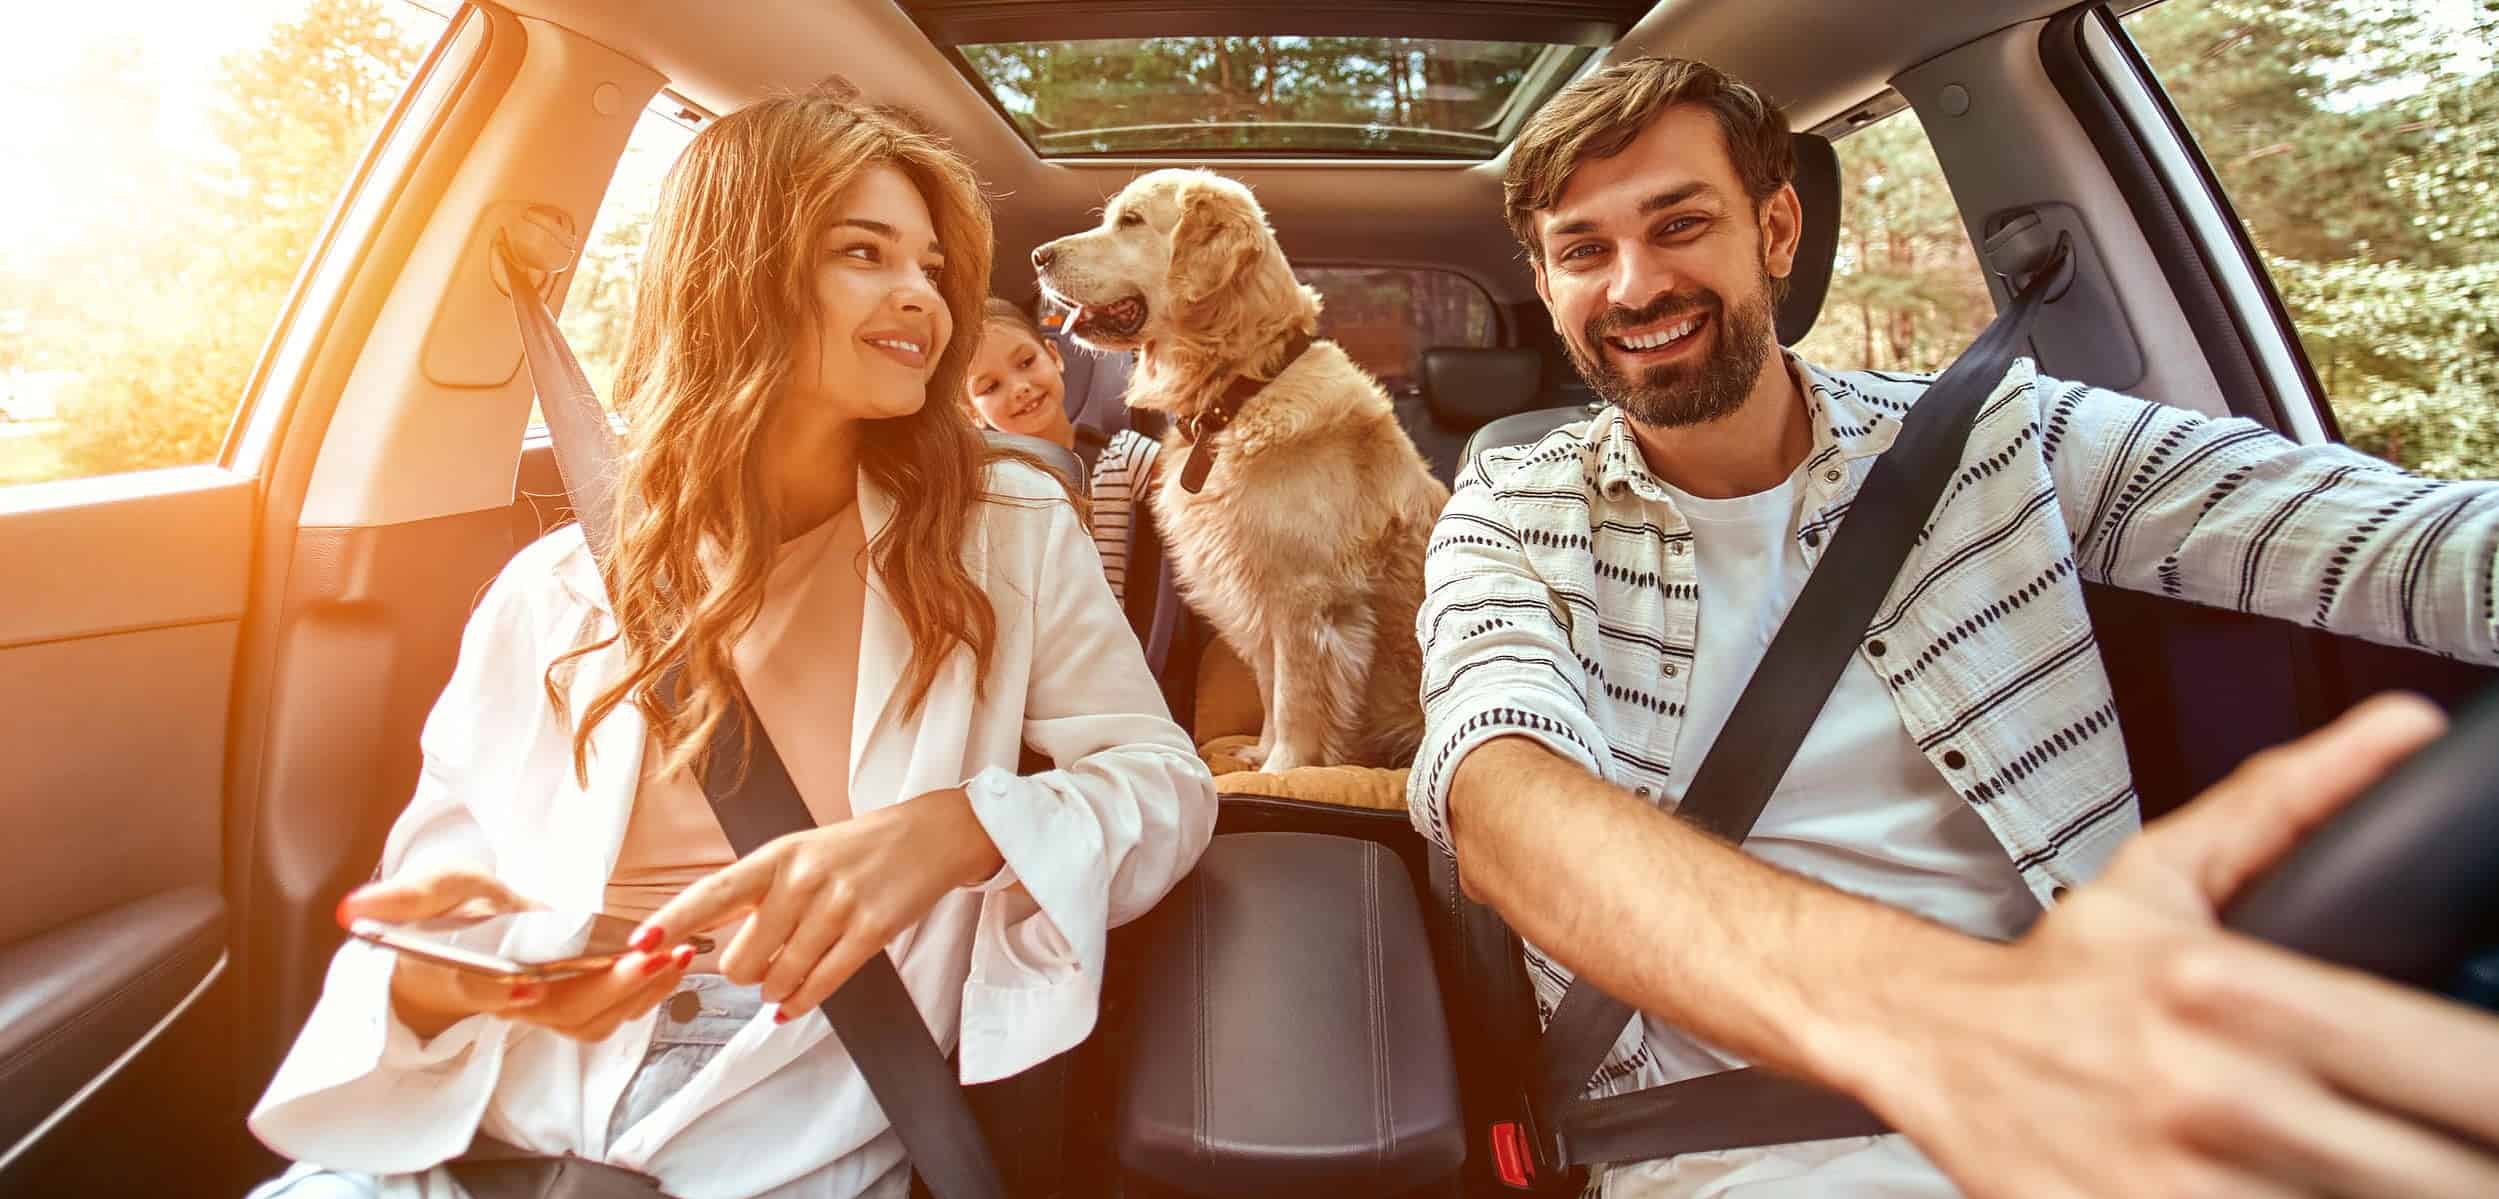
1176,330,1318,494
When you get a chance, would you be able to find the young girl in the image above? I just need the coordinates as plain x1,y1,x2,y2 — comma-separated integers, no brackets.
963,299,1160,605
246,93,1215,1198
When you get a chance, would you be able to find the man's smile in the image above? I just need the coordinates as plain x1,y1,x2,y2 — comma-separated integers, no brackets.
1603,312,1709,360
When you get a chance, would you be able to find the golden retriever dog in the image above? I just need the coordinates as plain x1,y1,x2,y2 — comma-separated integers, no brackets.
1033,169,1449,771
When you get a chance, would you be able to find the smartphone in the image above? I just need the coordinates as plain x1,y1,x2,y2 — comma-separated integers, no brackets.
349,911,713,983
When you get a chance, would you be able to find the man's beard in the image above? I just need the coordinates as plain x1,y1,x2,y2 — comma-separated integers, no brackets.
1565,271,1777,429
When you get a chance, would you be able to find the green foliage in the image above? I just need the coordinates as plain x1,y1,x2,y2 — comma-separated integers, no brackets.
14,0,2493,485
1805,0,2499,480
959,36,1565,155
2135,0,2499,479
2271,254,2499,477
1793,114,1993,372
558,209,653,406
18,0,431,482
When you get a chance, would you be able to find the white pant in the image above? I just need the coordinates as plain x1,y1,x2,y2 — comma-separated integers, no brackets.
1594,1134,1960,1198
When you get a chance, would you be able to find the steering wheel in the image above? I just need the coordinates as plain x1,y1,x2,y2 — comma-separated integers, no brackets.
2223,685,2499,993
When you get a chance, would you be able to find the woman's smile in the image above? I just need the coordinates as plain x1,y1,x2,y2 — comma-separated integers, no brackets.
860,329,931,371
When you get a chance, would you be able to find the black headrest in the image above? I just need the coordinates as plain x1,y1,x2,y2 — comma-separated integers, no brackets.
1780,132,1840,347
1420,347,1543,433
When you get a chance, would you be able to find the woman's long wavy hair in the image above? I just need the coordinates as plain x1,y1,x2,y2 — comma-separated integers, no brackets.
549,91,1000,784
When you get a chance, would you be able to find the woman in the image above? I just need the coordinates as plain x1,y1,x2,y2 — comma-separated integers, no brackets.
247,92,1216,1198
962,298,1159,605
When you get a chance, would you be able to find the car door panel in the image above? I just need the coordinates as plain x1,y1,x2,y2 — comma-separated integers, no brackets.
0,4,507,1186
0,471,251,648
2090,583,2496,825
3,622,234,945
0,472,251,1185
0,886,226,1164
0,477,246,963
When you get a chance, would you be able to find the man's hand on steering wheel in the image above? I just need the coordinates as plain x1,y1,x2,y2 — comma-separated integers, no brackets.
1866,693,2499,1199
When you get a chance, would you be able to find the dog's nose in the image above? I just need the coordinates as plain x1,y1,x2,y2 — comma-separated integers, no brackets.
1031,244,1055,271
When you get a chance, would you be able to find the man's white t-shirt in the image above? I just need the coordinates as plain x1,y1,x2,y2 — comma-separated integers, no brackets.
1602,465,2041,1197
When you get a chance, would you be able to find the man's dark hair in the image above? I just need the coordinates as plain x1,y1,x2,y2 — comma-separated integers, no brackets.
1504,56,1795,263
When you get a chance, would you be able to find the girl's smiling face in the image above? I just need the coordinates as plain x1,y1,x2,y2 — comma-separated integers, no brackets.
965,320,1073,445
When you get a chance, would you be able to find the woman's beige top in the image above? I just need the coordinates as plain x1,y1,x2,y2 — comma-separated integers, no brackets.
603,505,868,922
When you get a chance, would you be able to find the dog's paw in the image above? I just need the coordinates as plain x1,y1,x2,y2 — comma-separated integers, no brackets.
1232,741,1272,769
1261,747,1311,774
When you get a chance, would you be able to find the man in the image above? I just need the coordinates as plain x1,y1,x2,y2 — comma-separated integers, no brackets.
1413,56,2499,1197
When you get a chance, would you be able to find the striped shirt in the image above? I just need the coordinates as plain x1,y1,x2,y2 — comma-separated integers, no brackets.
1409,354,2499,1097
1087,427,1160,606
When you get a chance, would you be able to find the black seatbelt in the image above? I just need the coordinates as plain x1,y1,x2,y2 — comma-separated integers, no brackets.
494,228,1009,1199
1508,236,2075,1176
684,680,1007,1199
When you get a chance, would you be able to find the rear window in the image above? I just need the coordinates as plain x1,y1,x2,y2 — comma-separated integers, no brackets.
1295,265,1500,390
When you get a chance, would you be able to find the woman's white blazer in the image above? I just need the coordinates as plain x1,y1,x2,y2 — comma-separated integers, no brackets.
248,463,1217,1198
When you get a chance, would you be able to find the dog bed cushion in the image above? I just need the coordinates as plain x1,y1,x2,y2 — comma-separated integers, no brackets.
1200,735,1410,812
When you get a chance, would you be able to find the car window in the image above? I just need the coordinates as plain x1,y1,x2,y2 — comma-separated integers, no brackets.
948,37,1598,160
1293,265,1499,392
1791,105,1994,374
2125,0,2498,480
0,0,449,489
554,98,701,417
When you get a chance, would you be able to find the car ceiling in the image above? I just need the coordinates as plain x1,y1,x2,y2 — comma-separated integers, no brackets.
508,0,2142,305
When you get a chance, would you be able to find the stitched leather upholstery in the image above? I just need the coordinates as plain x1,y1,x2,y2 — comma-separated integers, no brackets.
1115,832,1464,1196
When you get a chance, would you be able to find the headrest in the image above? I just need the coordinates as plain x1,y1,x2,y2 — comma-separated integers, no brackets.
1421,347,1544,433
1780,132,1840,347
1050,329,1138,437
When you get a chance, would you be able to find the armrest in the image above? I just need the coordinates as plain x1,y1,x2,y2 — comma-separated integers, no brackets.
0,886,226,1152
1115,832,1464,1197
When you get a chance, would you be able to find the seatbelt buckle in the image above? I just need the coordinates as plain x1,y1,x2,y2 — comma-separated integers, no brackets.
1489,1120,1537,1189
1493,1096,1576,1192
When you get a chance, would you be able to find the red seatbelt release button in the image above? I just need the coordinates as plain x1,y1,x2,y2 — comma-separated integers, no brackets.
1491,1120,1537,1189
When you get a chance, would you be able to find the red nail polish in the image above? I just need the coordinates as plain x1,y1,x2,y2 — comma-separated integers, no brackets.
333,898,354,929
639,954,667,977
773,1009,791,1025
511,984,539,1002
631,926,664,953
674,945,696,968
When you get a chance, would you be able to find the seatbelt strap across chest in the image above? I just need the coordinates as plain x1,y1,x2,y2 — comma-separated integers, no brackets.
1525,237,2074,1172
495,228,1008,1199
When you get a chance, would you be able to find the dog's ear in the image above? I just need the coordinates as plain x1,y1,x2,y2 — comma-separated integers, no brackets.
1170,184,1264,306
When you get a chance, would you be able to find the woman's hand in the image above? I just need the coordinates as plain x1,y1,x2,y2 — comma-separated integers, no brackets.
340,870,698,1042
630,787,1005,1022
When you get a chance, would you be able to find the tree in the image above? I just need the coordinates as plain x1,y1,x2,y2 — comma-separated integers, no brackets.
1795,114,1994,372
959,36,1544,155
2127,0,2499,480
559,209,653,404
1804,0,2499,481
46,0,431,478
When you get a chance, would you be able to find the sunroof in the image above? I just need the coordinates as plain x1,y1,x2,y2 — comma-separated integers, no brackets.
953,37,1601,159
